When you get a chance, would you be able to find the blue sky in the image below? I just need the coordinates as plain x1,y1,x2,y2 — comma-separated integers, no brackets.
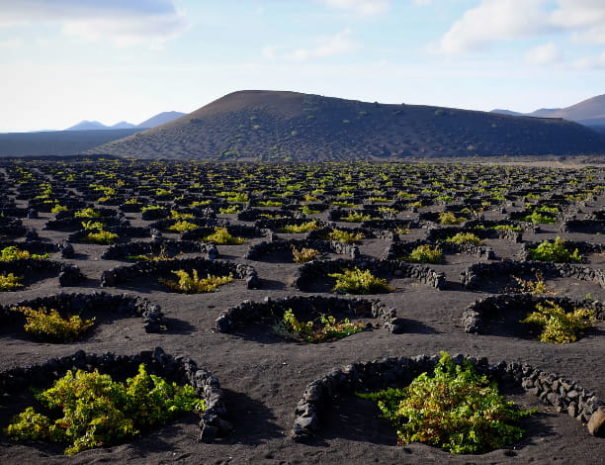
1,0,604,132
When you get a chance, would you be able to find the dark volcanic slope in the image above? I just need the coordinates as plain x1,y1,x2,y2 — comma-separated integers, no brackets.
0,128,142,157
88,90,605,160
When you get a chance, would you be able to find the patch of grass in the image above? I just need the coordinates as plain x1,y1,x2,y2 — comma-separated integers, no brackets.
12,306,95,343
327,229,365,244
169,210,194,220
491,224,522,232
167,220,199,233
522,211,556,224
405,244,444,264
219,205,241,214
329,267,393,294
84,229,119,245
292,247,320,263
0,246,49,261
51,204,68,213
521,300,596,343
279,221,320,233
438,212,464,225
0,272,23,291
444,232,483,245
272,309,364,343
528,237,583,263
160,269,233,293
201,227,245,245
4,364,204,455
357,352,535,454
300,205,320,215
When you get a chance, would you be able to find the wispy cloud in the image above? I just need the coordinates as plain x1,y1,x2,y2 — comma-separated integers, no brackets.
318,0,390,16
0,0,188,47
436,0,605,55
525,42,562,65
264,29,357,62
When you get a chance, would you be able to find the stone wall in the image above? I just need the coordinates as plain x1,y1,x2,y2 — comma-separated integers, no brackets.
0,258,85,286
101,240,218,260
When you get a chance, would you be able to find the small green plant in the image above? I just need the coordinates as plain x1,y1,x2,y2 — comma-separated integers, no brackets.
272,309,364,343
219,205,241,214
510,271,553,295
357,352,535,454
141,205,163,212
329,267,393,294
300,205,320,215
279,221,320,233
327,229,364,244
444,232,483,245
0,246,49,261
12,306,95,343
169,210,194,220
51,204,68,213
201,227,245,245
522,211,556,224
167,220,199,233
292,247,320,263
341,212,373,222
438,212,464,225
4,364,204,455
528,237,583,263
84,229,119,245
521,300,596,343
405,244,443,264
0,272,23,291
492,224,522,232
74,208,101,218
258,200,283,207
160,269,233,293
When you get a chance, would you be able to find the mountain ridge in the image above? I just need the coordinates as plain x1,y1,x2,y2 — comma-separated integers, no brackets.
87,90,605,161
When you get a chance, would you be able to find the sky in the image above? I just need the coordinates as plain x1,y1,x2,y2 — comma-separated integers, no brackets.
0,0,604,132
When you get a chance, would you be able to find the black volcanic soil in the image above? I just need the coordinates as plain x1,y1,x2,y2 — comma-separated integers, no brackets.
88,90,605,161
1,161,605,465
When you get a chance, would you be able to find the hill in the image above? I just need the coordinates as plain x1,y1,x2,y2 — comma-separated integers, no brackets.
88,90,605,160
138,111,186,128
0,128,142,157
66,120,109,131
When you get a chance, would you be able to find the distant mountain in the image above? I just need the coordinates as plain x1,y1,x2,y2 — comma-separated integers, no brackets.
87,90,605,161
492,94,605,127
491,109,524,116
138,111,186,128
111,121,137,129
0,129,142,157
66,120,109,131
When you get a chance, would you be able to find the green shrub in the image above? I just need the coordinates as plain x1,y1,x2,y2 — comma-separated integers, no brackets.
358,352,535,454
0,246,49,261
292,247,320,263
51,204,68,213
491,224,522,232
0,272,23,291
510,272,553,295
300,205,320,215
4,364,204,455
438,212,464,225
405,244,443,264
329,267,393,294
201,227,245,245
444,232,483,245
258,200,283,207
327,229,365,244
528,237,583,263
169,210,194,220
219,205,241,214
74,208,101,218
522,211,556,224
279,221,320,233
272,309,364,343
160,269,233,293
521,300,596,343
341,212,373,222
12,306,95,342
167,220,199,233
84,229,119,245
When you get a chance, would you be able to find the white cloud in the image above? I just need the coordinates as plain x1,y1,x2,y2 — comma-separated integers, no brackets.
318,0,390,16
438,0,548,54
0,0,187,47
525,42,561,65
437,0,605,55
0,38,22,49
573,51,605,69
265,29,357,62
